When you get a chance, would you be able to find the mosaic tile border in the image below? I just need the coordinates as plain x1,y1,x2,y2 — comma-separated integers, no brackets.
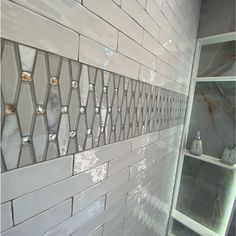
1,39,187,172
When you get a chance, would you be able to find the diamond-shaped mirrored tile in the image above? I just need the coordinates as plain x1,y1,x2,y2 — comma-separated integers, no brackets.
71,61,81,82
2,115,21,170
88,66,96,84
80,65,89,106
86,91,95,129
19,44,36,72
100,90,108,127
46,85,61,133
59,59,71,105
95,69,103,106
77,114,87,151
48,53,61,77
2,41,20,104
69,89,80,131
58,114,70,156
18,144,35,168
33,115,48,162
17,82,36,135
46,141,59,160
92,114,101,148
33,51,49,104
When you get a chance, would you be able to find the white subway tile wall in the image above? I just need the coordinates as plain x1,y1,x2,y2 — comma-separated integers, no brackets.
1,0,200,234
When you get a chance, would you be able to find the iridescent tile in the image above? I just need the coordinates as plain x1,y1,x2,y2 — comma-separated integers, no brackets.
19,44,36,72
33,51,49,104
33,115,48,162
46,85,61,133
2,115,21,170
95,69,103,106
18,144,35,168
46,141,59,160
58,114,70,156
59,59,71,105
17,82,35,135
69,89,80,130
48,53,61,77
92,114,100,148
88,66,96,84
77,114,87,151
80,64,89,106
2,41,20,104
71,61,81,81
86,92,95,129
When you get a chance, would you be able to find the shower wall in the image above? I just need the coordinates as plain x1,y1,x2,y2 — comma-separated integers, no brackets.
1,0,200,235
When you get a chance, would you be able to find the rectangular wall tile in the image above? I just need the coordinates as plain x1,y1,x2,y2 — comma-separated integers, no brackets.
1,202,13,232
12,163,108,224
12,0,118,50
83,0,143,44
2,0,79,60
73,168,129,214
121,0,160,40
44,197,106,236
74,139,131,175
1,156,73,203
79,36,140,79
2,199,71,236
118,32,156,70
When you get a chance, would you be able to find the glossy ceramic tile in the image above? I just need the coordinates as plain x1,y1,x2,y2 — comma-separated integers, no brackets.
2,199,71,236
1,202,13,232
2,0,78,60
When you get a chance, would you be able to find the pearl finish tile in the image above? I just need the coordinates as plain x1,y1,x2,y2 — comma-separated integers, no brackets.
79,36,140,79
2,199,71,236
118,33,156,70
2,0,78,60
13,0,118,50
1,156,73,203
84,0,143,44
1,202,13,232
12,163,108,224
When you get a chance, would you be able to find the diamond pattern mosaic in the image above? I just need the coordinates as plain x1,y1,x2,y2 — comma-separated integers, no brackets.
1,40,187,172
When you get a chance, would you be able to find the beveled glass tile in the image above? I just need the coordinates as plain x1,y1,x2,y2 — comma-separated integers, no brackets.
95,69,103,106
117,76,124,107
80,65,89,106
46,141,59,160
2,115,21,170
2,41,20,104
77,114,87,151
18,144,35,168
85,134,93,150
107,74,115,108
33,51,49,104
59,59,71,105
33,115,48,162
48,53,61,77
19,44,36,72
58,114,70,156
69,89,80,131
46,85,61,133
103,71,110,86
71,61,81,82
115,112,122,141
105,113,112,144
17,83,35,135
100,91,108,127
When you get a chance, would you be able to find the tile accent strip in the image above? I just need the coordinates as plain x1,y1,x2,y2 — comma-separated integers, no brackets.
1,39,187,172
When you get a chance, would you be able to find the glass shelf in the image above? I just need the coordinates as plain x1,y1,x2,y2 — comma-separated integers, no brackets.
187,81,236,159
176,155,236,235
197,41,236,77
